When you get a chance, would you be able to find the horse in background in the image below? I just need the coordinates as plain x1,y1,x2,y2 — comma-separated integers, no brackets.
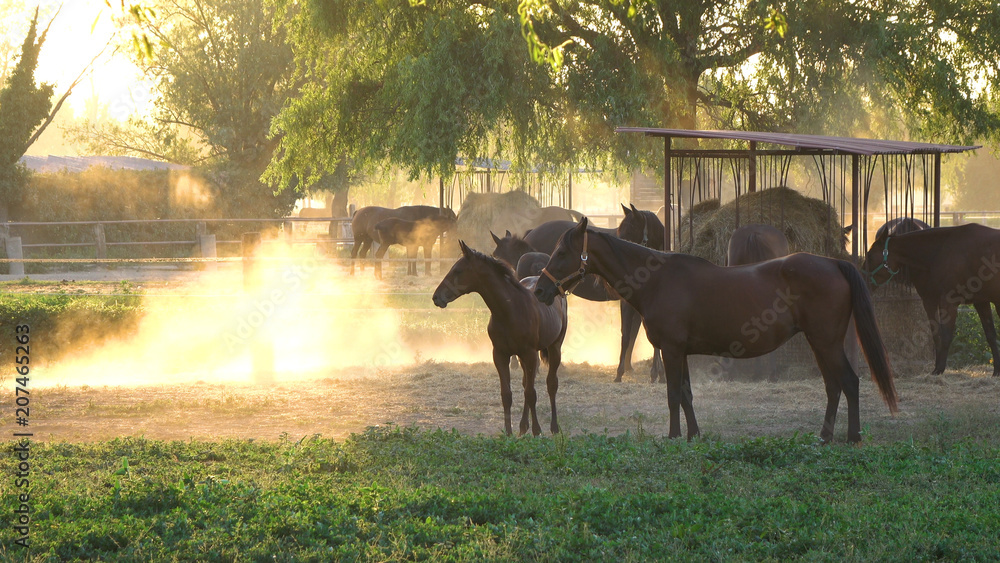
863,221,1000,377
433,241,568,436
724,225,791,381
350,205,456,275
373,214,456,278
535,219,898,443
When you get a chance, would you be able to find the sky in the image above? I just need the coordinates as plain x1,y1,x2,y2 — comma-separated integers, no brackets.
9,1,153,119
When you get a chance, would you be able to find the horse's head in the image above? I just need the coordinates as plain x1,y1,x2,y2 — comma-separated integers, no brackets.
534,218,589,306
860,229,896,287
433,240,480,308
491,230,533,267
617,203,665,250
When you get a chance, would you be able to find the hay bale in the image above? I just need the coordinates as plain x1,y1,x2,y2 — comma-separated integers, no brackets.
455,191,543,251
684,187,847,265
677,198,721,254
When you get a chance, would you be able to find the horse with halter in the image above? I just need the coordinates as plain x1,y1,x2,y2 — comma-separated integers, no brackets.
350,205,456,275
433,241,568,436
491,205,666,383
863,220,1000,377
535,218,898,443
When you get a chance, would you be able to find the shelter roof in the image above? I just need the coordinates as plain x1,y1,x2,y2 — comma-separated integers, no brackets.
615,127,980,156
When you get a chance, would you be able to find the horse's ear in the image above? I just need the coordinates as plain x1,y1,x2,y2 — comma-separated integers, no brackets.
621,203,631,215
630,203,639,214
843,224,853,235
490,231,501,245
576,216,589,233
459,240,472,257
505,229,512,237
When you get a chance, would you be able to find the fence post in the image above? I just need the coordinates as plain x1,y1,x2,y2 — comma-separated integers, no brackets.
94,223,107,259
242,232,261,290
199,234,217,272
5,236,24,277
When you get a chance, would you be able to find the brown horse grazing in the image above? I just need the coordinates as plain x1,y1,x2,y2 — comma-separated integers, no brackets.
433,241,568,436
535,218,899,443
863,222,1000,377
373,215,456,278
350,205,456,275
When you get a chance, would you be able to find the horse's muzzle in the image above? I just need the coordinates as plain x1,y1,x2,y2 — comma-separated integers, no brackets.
432,292,450,308
533,286,556,306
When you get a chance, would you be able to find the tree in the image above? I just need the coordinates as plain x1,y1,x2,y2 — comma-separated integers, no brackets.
270,0,1000,189
0,10,53,221
74,0,301,218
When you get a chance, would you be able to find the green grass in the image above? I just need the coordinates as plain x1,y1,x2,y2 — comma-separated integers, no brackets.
2,429,998,561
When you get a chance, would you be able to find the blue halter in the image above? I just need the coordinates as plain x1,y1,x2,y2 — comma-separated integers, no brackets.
868,237,899,287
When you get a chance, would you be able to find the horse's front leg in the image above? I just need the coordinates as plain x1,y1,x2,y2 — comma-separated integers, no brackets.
544,344,561,435
616,303,640,382
974,301,1000,376
517,352,541,436
492,349,514,436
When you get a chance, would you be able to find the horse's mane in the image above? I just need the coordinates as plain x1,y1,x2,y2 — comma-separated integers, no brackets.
467,246,524,287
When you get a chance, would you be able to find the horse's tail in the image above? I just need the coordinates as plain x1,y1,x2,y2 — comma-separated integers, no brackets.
836,260,898,414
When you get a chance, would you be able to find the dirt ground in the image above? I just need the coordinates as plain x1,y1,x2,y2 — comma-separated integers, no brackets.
5,362,999,444
3,265,1000,445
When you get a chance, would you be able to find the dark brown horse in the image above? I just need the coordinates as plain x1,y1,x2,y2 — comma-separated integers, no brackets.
863,222,1000,377
373,215,456,278
350,205,456,275
492,206,666,383
535,218,898,443
433,241,568,436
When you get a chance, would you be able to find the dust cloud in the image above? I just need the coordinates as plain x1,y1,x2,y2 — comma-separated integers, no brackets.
33,243,652,388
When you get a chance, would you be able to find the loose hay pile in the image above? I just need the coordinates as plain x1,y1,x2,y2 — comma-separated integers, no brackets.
455,191,543,251
679,186,848,265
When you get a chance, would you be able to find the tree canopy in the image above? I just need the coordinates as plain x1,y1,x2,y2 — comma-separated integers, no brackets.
75,0,302,217
269,1,1000,191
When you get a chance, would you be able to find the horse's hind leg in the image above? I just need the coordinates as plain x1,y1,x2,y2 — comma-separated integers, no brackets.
516,352,542,436
974,302,1000,377
406,245,418,276
811,344,861,443
662,349,698,439
678,355,699,439
492,349,515,436
423,244,433,276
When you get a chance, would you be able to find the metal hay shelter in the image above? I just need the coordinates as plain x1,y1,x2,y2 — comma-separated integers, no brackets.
616,128,980,260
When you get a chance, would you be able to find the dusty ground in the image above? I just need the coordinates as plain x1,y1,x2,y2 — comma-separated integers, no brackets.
3,265,1000,445
5,362,999,444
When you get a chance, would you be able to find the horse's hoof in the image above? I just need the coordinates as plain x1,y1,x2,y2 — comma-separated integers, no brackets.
613,376,623,383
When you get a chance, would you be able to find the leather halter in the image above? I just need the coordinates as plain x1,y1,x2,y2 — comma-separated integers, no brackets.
541,230,589,295
868,236,899,287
